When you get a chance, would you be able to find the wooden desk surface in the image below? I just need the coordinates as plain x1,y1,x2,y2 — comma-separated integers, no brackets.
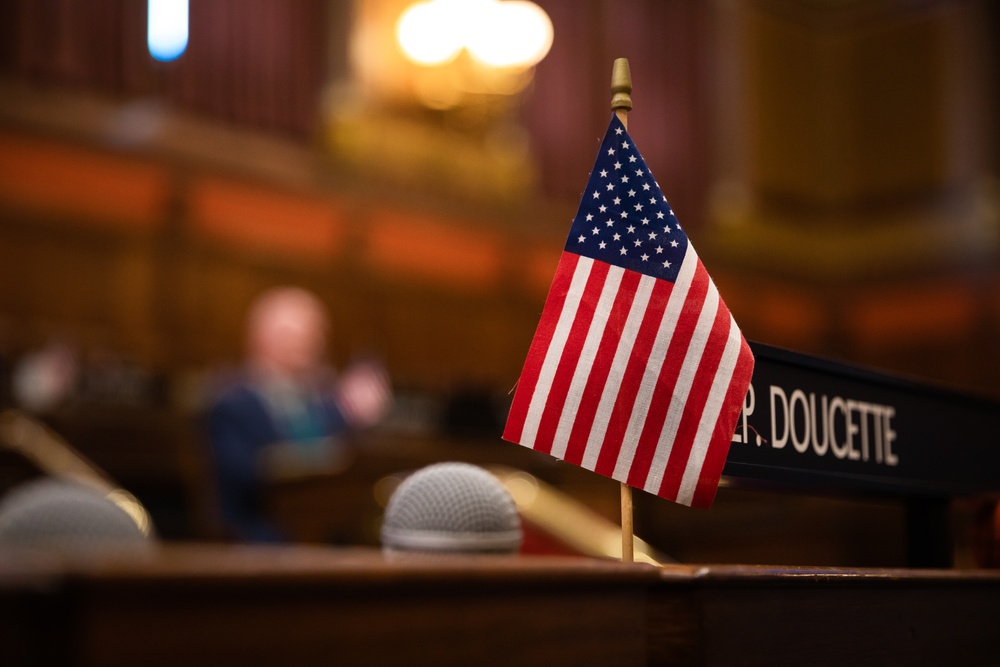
1,546,998,666
0,546,657,667
650,564,1000,667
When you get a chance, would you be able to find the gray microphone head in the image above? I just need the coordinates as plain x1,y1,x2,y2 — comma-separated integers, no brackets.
0,478,152,553
381,462,521,554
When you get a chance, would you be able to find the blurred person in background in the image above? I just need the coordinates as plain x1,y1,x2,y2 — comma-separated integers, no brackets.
205,287,389,542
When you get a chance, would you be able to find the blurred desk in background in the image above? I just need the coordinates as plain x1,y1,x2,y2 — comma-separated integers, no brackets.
34,407,973,566
1,546,999,666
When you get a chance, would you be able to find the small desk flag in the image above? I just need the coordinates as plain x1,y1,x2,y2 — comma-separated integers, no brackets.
503,115,754,508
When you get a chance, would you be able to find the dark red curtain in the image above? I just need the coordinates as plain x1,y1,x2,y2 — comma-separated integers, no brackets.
0,0,329,138
522,0,712,229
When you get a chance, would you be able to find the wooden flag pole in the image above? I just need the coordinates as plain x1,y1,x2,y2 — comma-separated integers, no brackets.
611,57,635,564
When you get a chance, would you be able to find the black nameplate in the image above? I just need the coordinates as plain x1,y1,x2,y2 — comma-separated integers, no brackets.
723,342,1000,498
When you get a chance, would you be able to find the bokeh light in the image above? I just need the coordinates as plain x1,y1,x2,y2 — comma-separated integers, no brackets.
147,0,189,62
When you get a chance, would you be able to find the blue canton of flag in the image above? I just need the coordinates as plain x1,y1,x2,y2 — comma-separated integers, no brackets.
567,115,688,284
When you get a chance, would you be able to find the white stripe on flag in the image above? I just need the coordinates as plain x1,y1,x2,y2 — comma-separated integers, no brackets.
579,274,658,470
675,314,744,505
642,277,721,495
549,265,626,460
612,245,699,481
519,256,594,449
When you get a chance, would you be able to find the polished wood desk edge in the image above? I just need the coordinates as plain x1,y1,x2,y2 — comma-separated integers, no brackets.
2,545,998,591
657,562,1000,587
0,544,661,589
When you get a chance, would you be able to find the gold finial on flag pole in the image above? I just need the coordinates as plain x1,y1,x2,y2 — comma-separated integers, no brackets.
611,57,635,564
611,57,632,126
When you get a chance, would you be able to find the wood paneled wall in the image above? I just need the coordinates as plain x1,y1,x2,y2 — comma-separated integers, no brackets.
0,127,564,395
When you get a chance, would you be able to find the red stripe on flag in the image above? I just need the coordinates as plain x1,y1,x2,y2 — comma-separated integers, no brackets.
624,261,712,488
532,261,612,455
656,302,732,501
690,336,756,508
562,269,643,466
592,278,674,478
503,252,581,444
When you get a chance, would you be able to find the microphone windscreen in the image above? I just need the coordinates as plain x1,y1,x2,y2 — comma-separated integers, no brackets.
381,462,521,554
0,478,152,553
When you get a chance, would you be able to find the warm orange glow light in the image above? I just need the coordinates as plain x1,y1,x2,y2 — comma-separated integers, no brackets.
467,1,553,68
396,0,553,69
396,0,464,66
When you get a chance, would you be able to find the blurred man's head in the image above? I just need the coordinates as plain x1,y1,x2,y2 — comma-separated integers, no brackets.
246,287,328,380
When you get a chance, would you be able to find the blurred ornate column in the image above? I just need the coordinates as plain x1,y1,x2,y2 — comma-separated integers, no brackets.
699,0,998,370
708,0,996,279
703,0,1000,388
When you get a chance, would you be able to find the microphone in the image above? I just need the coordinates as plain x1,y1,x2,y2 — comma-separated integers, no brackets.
0,409,155,545
0,477,152,553
381,462,522,554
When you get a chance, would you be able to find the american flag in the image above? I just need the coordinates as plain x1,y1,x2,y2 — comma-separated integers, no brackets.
503,115,754,508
